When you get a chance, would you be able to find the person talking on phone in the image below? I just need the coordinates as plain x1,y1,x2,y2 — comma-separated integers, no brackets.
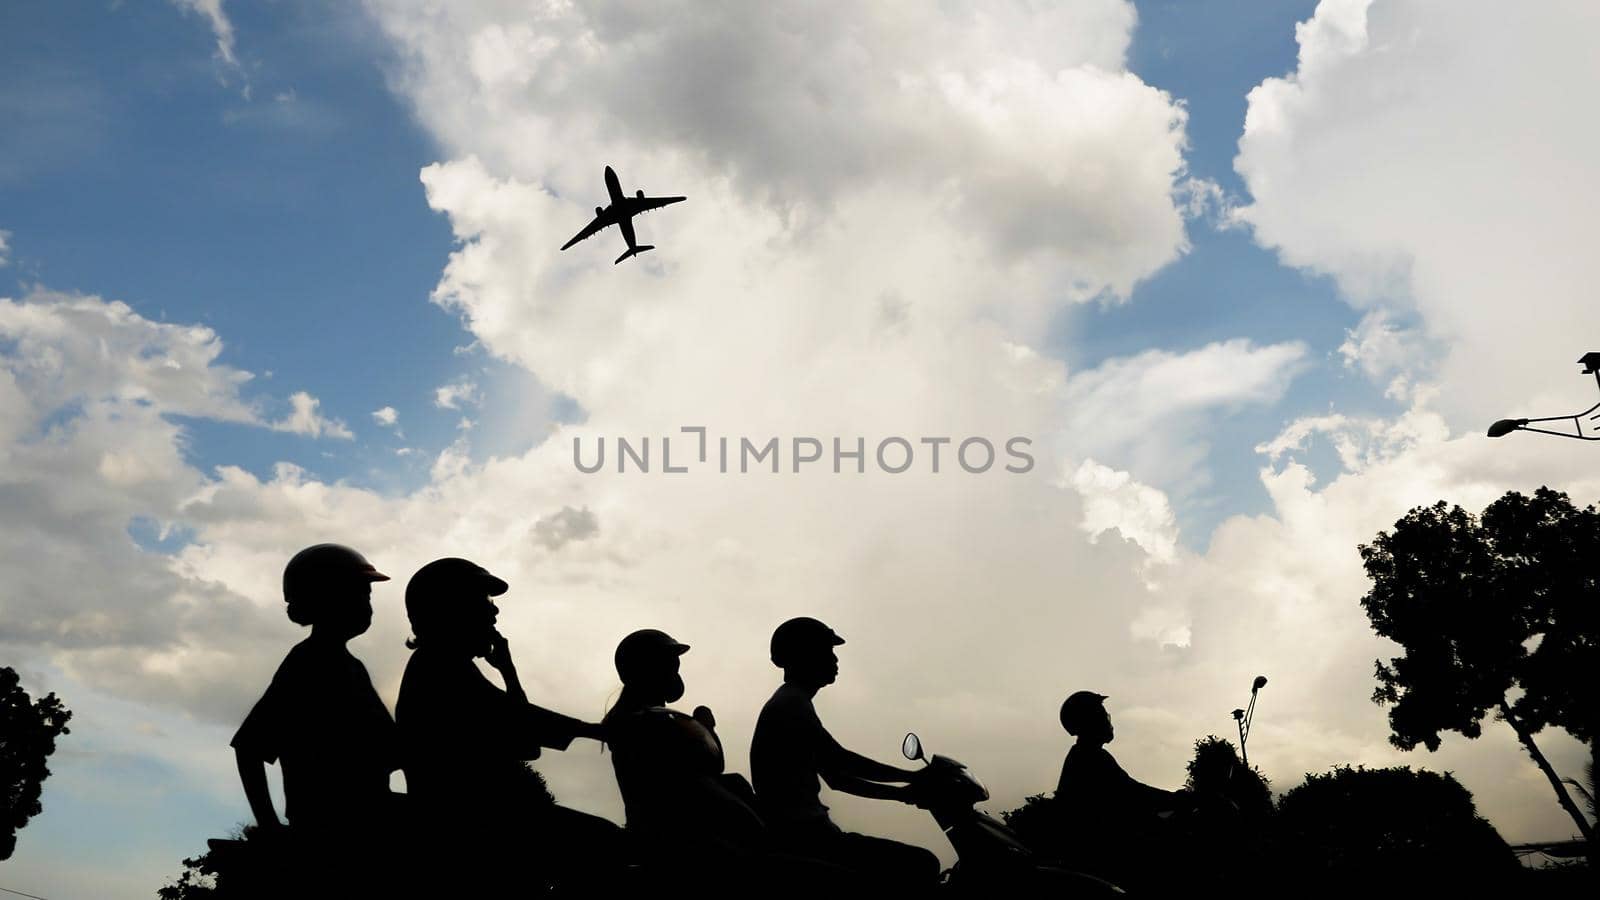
396,557,617,892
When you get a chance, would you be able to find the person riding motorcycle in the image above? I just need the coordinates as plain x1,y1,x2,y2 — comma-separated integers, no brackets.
750,617,940,887
1053,691,1187,887
603,628,848,892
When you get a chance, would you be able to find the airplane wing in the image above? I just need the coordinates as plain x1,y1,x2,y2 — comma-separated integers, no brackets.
560,212,614,251
628,195,687,215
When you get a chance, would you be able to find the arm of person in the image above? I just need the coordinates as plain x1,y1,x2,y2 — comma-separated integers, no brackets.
814,725,921,801
817,727,920,783
819,769,918,803
234,748,284,830
1111,757,1185,812
484,633,605,749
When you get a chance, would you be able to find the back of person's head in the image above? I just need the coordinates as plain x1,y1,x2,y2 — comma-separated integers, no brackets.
769,616,844,670
281,543,389,626
403,557,507,646
1059,690,1109,736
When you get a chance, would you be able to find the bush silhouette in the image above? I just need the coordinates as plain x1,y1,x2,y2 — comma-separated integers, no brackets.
1273,765,1516,889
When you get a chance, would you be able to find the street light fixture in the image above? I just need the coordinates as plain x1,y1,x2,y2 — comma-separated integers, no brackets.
1234,674,1267,768
1487,352,1600,441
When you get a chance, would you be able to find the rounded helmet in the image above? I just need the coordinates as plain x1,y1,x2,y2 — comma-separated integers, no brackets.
404,557,509,633
281,544,389,626
615,629,690,682
1059,690,1109,735
769,616,844,668
282,543,389,600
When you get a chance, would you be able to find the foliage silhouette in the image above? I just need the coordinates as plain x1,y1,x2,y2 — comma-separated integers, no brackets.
1273,765,1517,890
0,666,71,860
1184,734,1271,817
158,764,558,898
1360,487,1599,841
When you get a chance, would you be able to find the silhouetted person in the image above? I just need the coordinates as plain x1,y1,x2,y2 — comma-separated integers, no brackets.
396,557,620,893
603,629,860,894
1054,691,1186,887
230,543,401,888
604,630,764,843
751,617,940,887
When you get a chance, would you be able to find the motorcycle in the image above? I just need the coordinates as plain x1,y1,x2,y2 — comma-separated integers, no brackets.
901,732,1126,895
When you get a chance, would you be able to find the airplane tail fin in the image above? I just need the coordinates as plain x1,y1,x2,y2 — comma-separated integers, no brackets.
614,244,654,265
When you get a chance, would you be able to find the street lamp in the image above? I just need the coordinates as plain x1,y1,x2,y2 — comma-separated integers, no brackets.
1487,352,1600,441
1233,675,1267,768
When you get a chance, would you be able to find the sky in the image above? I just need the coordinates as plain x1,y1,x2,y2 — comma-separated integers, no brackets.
2,1,1598,896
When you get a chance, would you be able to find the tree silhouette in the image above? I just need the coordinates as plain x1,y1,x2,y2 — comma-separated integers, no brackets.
1274,765,1516,889
1,666,72,860
1360,488,1598,842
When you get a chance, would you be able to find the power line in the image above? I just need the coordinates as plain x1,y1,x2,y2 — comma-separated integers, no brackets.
0,885,50,900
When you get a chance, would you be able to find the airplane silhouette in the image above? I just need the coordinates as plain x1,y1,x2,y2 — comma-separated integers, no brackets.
560,166,686,265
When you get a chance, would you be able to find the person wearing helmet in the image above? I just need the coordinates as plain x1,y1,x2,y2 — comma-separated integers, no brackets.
395,557,618,892
750,617,939,887
1053,690,1186,886
602,630,764,854
231,544,400,850
605,629,852,892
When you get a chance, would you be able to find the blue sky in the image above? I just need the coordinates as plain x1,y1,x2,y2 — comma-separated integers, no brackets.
5,3,1597,898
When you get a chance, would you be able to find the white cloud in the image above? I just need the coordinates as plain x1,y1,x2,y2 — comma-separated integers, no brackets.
1236,0,1600,428
1065,458,1179,565
1059,339,1309,494
270,391,353,440
372,405,398,427
371,0,1194,304
0,228,11,267
433,377,480,410
170,0,241,71
0,290,258,428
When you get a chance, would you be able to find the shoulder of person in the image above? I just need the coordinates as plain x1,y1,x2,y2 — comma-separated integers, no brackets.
267,638,335,688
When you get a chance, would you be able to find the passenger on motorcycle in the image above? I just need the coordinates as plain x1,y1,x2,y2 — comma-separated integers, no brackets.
230,544,402,890
604,628,851,892
396,557,620,892
604,629,766,851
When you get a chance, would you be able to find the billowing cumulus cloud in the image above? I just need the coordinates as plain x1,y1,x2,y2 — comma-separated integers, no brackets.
1236,0,1600,426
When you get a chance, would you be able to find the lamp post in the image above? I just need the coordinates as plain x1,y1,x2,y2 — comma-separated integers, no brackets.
1488,352,1600,441
1233,675,1267,769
